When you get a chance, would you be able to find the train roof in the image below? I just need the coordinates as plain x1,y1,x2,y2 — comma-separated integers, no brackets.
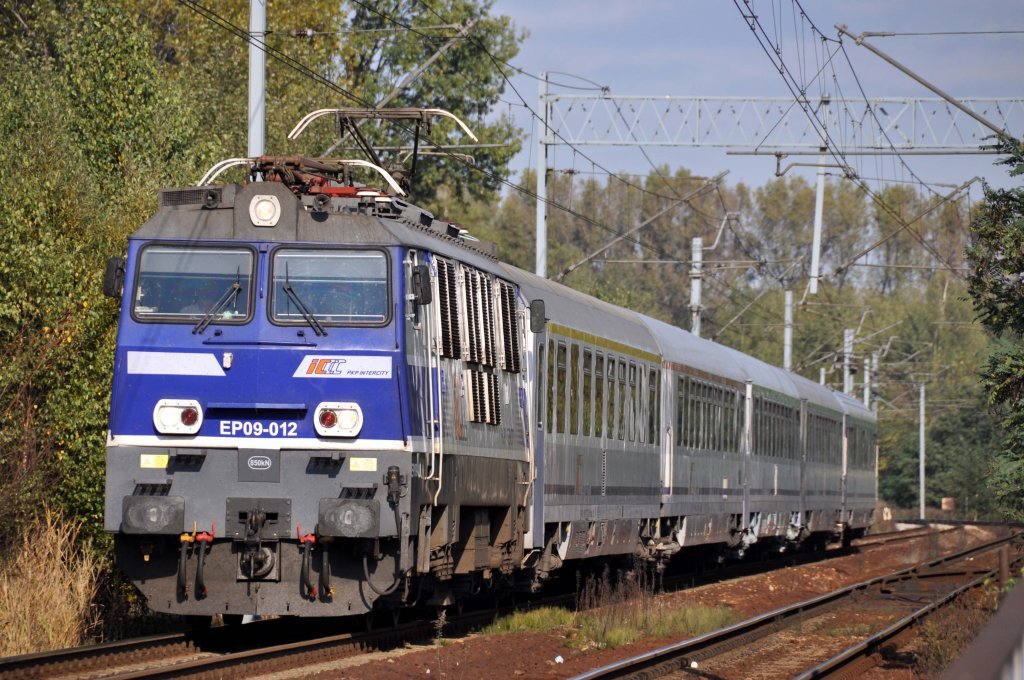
498,260,872,422
140,181,874,423
502,264,663,358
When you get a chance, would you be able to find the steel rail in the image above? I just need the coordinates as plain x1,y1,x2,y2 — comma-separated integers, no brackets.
570,531,1022,680
104,620,432,679
0,632,191,680
0,526,960,678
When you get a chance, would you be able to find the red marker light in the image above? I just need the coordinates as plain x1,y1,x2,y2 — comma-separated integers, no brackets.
319,409,337,428
180,407,199,427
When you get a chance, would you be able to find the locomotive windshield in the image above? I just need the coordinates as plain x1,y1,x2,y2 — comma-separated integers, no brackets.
270,248,389,326
132,245,253,323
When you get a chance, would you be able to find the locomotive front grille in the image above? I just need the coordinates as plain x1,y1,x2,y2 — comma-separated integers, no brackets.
160,188,210,207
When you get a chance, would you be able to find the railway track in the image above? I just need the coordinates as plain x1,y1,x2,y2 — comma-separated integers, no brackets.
0,523,987,679
569,530,1023,679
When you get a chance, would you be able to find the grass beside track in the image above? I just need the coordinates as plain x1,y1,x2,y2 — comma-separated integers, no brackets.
483,566,737,650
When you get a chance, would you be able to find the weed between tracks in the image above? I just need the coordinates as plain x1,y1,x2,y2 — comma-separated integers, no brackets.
914,583,1001,674
483,565,736,650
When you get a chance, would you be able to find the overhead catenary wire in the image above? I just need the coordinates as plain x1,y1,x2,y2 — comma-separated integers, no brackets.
176,0,690,264
178,0,968,393
732,0,966,276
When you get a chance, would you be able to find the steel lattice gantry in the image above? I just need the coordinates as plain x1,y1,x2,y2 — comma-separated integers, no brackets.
540,94,1024,149
531,90,1024,278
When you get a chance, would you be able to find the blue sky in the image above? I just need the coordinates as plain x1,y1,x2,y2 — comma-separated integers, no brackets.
489,0,1024,194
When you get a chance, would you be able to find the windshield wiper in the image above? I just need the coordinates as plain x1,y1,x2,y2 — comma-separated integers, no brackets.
281,272,326,337
192,280,242,335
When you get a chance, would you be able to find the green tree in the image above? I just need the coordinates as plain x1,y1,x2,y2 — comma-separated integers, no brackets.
119,0,523,206
0,2,211,546
965,136,1024,521
928,391,1002,519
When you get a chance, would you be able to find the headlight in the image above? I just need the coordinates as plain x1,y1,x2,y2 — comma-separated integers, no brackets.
122,496,185,534
152,399,203,435
249,194,281,227
319,498,378,537
314,401,363,437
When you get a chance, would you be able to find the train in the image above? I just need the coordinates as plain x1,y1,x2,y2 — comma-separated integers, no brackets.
102,108,877,622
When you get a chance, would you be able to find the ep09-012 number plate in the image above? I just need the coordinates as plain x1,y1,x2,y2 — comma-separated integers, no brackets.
218,420,299,437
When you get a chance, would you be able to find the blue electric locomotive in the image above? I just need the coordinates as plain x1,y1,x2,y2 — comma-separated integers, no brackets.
102,109,876,622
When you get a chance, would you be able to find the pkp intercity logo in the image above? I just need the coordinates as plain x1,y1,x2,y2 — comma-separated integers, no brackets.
292,355,392,379
305,358,348,375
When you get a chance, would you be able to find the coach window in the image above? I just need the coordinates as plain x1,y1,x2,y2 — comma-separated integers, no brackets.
622,364,630,444
648,369,659,445
536,343,545,431
606,358,614,438
712,385,720,451
546,340,555,434
569,344,581,435
555,342,567,434
133,245,254,324
789,407,798,458
724,391,736,452
595,354,605,438
636,365,646,444
674,376,683,447
700,382,709,450
614,360,622,440
582,349,593,437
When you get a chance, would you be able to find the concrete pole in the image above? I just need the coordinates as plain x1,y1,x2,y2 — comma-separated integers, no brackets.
863,356,870,405
809,96,829,295
819,367,826,385
871,352,879,413
919,381,926,520
248,0,267,162
535,72,549,277
843,328,854,395
690,237,703,337
783,290,793,370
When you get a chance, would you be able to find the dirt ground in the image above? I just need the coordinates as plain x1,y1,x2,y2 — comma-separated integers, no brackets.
279,526,999,680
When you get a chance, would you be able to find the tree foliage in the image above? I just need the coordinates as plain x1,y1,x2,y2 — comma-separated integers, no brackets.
0,1,211,546
0,0,524,550
0,0,1008,573
965,137,1024,520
